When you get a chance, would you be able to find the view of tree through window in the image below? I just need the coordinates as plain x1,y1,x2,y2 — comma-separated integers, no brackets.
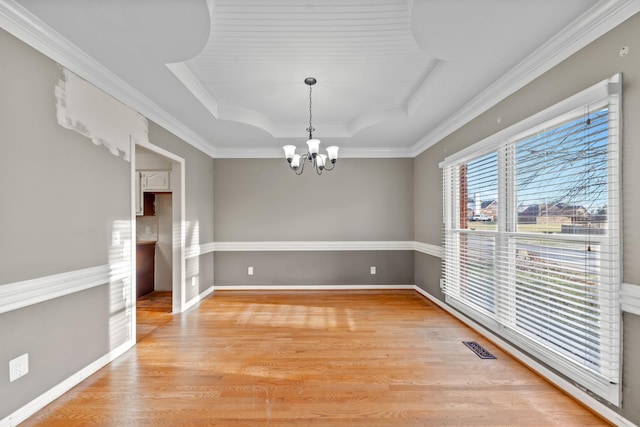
512,109,609,370
516,108,609,230
442,78,620,402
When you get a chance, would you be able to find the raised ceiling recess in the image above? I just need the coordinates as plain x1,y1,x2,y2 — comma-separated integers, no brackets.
10,0,637,156
169,0,438,138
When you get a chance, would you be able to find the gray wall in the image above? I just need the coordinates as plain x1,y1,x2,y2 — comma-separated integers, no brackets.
414,252,443,299
0,26,216,420
213,158,413,287
154,193,173,292
0,28,131,418
3,6,637,423
214,158,413,241
413,12,640,423
215,251,413,286
0,30,130,284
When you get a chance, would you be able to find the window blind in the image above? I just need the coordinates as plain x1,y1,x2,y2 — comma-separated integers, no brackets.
441,75,621,403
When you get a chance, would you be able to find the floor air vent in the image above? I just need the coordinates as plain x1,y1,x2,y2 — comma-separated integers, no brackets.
462,341,497,359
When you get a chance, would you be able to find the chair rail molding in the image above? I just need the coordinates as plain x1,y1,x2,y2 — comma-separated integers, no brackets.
211,241,416,252
621,282,640,316
0,264,119,315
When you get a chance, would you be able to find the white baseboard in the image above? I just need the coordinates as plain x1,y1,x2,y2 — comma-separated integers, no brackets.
182,285,215,311
413,286,636,427
0,339,135,427
214,284,415,291
5,284,632,427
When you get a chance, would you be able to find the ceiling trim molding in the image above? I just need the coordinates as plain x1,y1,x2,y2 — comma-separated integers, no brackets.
0,0,216,158
407,60,444,116
409,0,640,158
166,62,219,117
213,146,414,159
169,57,409,140
3,0,638,160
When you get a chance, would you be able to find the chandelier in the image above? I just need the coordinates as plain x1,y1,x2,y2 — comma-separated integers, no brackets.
282,77,339,175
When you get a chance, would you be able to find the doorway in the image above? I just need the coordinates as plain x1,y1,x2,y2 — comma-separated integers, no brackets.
131,140,186,342
136,190,173,339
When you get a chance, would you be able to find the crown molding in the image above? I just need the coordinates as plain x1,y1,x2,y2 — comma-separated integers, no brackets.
3,0,637,160
213,146,414,159
0,0,216,158
410,0,640,158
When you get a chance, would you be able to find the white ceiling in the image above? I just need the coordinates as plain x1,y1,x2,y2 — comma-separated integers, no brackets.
7,0,638,157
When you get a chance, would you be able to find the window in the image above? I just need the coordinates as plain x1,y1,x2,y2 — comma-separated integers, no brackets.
441,75,621,404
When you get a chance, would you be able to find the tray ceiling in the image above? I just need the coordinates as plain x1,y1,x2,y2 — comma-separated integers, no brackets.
8,0,636,157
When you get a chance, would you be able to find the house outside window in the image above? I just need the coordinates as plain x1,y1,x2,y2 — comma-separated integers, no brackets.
440,74,622,404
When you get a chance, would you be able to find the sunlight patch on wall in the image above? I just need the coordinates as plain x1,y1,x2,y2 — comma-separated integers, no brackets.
55,68,148,161
108,219,134,349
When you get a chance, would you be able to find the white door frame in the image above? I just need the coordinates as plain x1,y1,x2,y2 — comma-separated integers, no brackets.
131,138,187,319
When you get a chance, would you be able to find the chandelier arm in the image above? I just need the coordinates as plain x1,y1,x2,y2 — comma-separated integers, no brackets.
323,161,336,171
294,153,309,175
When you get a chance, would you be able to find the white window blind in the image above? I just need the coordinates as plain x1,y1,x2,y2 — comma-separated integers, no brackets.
441,75,621,404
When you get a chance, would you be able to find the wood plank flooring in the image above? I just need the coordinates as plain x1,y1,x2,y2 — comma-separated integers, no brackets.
21,290,610,426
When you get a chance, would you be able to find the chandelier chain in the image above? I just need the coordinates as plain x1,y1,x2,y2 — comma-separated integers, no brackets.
308,84,314,135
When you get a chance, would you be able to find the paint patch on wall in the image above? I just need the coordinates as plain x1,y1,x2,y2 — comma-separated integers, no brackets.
55,68,148,161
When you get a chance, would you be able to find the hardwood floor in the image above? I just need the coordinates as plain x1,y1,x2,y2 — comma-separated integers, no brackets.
135,291,173,342
22,290,609,426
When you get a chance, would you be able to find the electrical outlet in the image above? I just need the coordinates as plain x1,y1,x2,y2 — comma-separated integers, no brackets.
370,266,376,275
248,266,254,275
9,353,29,382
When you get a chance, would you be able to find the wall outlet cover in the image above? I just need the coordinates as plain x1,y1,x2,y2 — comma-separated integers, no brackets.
9,353,29,382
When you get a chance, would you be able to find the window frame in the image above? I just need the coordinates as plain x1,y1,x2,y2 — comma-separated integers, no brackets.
440,74,622,405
